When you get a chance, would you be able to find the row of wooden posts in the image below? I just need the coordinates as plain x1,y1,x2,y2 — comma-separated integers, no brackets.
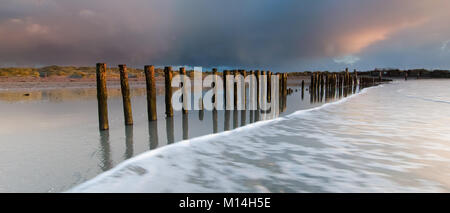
309,68,384,90
306,68,383,103
96,63,289,131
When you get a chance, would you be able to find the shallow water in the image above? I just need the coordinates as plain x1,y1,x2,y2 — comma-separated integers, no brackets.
0,80,331,192
70,79,450,193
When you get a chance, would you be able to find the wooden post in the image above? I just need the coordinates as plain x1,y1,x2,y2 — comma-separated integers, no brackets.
255,70,260,109
96,63,109,131
283,73,288,112
261,70,266,109
267,71,272,102
240,69,247,108
345,68,349,86
233,70,238,109
180,67,188,114
119,64,133,125
223,70,228,106
301,79,304,99
198,98,204,121
320,73,324,90
405,71,408,81
164,66,173,117
283,73,288,97
144,65,157,121
212,68,218,110
277,73,282,100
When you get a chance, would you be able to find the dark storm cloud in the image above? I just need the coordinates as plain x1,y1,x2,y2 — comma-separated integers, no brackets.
0,0,449,70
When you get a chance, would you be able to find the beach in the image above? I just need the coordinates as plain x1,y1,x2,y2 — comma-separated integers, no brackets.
71,79,450,192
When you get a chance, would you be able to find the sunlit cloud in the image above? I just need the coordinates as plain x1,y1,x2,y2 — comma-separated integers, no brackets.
333,55,360,65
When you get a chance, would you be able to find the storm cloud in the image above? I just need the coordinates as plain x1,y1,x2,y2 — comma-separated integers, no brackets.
0,0,449,71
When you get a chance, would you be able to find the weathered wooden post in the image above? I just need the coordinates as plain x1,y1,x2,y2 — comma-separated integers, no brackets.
320,73,324,91
96,63,109,131
212,68,218,110
283,73,288,112
223,70,228,106
198,99,204,121
144,65,157,121
255,70,260,109
301,79,305,100
267,71,272,102
180,67,188,114
119,64,133,125
277,73,282,100
164,66,173,117
283,73,288,97
240,69,247,109
233,70,238,109
241,66,247,125
316,72,320,91
261,70,266,110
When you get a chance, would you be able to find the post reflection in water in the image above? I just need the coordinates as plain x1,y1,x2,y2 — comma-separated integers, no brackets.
224,110,230,131
241,110,246,127
233,110,239,129
100,79,369,166
124,125,134,160
183,113,189,139
166,117,174,144
99,130,112,172
254,109,260,122
148,121,159,150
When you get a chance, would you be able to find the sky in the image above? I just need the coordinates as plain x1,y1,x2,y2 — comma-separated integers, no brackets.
0,0,450,72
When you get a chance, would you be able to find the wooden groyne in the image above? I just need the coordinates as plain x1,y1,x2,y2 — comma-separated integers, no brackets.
95,64,386,136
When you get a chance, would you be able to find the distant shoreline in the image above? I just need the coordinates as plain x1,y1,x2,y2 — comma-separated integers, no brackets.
1,66,450,91
0,75,310,91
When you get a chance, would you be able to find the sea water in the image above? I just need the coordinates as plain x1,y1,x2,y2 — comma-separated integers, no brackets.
70,79,450,192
